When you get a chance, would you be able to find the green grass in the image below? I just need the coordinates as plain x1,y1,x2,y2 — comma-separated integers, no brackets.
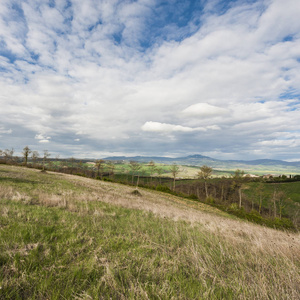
0,165,299,299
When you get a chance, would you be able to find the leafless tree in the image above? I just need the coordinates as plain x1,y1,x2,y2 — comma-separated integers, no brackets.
197,165,213,198
231,169,245,208
170,163,180,191
31,151,39,167
69,157,76,174
255,183,264,214
129,161,142,184
148,160,156,184
95,159,105,179
42,150,50,171
272,188,286,219
156,167,164,185
3,148,14,163
106,161,115,178
55,155,60,170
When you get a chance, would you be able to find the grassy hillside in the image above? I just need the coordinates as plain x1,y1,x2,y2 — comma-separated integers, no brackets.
0,165,299,299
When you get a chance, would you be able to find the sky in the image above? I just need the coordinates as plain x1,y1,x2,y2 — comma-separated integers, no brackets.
1,0,300,161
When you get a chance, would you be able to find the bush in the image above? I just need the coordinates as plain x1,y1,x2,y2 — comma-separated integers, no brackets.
188,194,198,200
205,196,215,204
228,203,239,211
103,177,113,182
156,185,172,193
267,217,296,230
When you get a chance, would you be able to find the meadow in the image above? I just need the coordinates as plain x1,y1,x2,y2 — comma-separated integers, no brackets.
0,165,299,299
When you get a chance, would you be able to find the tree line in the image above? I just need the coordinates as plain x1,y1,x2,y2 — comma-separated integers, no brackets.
0,146,298,229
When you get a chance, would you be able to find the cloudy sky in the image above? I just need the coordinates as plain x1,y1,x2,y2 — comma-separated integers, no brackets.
1,0,300,160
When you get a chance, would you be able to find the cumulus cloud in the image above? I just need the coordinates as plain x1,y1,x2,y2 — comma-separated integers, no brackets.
35,133,51,144
182,103,229,118
0,0,300,160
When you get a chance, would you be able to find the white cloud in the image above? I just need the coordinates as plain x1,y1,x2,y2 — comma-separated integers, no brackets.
256,139,300,148
141,121,206,133
35,133,51,144
0,0,300,160
0,126,12,135
182,103,229,118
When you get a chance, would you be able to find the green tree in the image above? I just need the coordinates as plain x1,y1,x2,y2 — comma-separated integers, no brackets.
22,146,31,166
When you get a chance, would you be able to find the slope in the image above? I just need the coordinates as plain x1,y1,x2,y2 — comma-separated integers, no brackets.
0,165,299,299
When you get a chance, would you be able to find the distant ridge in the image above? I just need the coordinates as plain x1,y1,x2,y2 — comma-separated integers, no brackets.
103,154,300,171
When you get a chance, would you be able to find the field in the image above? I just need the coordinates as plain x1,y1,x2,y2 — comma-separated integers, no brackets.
0,165,300,299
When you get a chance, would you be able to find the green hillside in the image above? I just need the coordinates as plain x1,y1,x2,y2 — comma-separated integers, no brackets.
0,165,299,299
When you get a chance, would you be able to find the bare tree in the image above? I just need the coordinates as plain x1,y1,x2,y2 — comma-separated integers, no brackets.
129,161,142,184
156,167,164,185
3,148,14,163
197,165,213,198
42,150,50,172
256,183,265,214
95,159,105,179
106,161,115,178
69,157,76,174
277,191,286,219
272,188,286,219
135,166,144,189
22,146,31,166
231,169,245,208
55,155,60,170
170,164,180,191
148,160,156,184
31,151,39,167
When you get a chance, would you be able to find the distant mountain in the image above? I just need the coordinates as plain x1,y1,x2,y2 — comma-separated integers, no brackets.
226,159,300,167
103,156,175,162
103,154,300,173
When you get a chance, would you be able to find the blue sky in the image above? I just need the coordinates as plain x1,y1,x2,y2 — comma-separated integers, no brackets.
1,0,300,160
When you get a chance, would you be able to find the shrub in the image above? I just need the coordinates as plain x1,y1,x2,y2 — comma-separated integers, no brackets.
205,196,215,204
188,194,198,200
156,185,172,193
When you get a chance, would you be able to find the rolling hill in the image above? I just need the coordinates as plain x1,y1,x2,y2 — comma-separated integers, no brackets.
0,165,299,299
104,154,300,175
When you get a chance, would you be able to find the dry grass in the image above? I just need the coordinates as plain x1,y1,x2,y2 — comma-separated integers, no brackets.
60,172,300,257
1,166,299,258
1,165,300,299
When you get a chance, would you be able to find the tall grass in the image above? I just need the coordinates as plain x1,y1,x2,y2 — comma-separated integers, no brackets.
0,165,299,299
